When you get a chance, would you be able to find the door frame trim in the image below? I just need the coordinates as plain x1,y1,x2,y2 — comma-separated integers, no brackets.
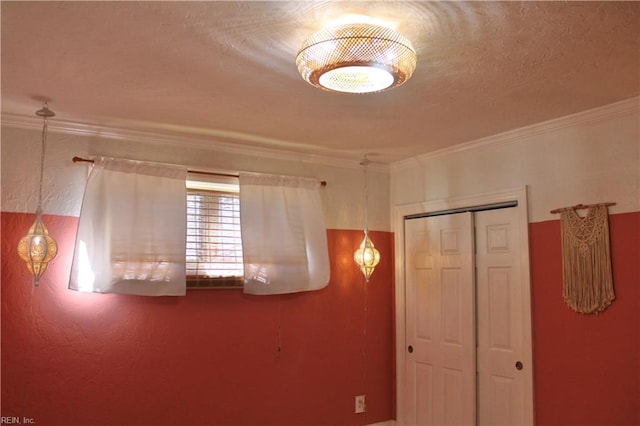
393,186,534,425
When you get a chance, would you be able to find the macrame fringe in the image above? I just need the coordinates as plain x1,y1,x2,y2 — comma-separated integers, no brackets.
560,204,614,314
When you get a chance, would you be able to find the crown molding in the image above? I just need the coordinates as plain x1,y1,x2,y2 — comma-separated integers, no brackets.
1,113,389,173
390,96,640,173
5,96,635,174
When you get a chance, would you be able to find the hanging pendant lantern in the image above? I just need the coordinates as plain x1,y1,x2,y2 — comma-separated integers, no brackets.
17,102,58,286
354,230,380,282
18,208,58,286
353,155,380,282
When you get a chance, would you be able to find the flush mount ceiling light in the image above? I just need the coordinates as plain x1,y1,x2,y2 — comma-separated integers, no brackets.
296,22,417,94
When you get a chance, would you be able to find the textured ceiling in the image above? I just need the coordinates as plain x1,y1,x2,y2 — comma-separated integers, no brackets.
2,1,639,164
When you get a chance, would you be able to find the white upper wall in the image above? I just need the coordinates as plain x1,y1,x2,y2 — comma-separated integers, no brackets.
0,126,391,231
3,98,637,230
390,98,639,223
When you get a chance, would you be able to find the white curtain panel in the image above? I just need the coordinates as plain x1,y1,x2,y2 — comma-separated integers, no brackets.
69,158,187,296
239,172,330,295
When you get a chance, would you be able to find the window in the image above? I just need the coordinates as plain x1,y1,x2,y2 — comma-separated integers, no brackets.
186,177,243,288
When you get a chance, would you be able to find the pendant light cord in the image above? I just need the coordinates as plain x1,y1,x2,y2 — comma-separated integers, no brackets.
361,266,369,425
35,102,54,213
37,116,48,211
361,155,370,233
21,283,36,418
360,154,371,425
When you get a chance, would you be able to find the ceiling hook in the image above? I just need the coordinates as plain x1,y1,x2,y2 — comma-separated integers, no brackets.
36,101,55,118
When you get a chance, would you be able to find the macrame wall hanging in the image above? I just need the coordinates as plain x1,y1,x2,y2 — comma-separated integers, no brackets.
550,202,616,314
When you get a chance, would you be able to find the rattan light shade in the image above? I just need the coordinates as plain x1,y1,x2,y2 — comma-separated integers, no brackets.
296,23,417,94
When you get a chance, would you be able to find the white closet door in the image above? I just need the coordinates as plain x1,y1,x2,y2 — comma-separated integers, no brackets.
404,206,534,425
405,212,475,425
476,207,534,425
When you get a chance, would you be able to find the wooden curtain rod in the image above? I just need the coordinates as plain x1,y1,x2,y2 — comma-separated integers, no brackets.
72,156,327,187
550,202,616,214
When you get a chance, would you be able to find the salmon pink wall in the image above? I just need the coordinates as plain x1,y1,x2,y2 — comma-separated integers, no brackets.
529,212,640,425
1,212,395,426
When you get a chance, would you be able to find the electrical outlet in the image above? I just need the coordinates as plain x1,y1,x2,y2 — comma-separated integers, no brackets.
355,395,366,413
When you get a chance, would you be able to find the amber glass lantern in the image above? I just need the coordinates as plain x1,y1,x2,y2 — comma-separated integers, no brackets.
353,155,380,282
18,208,58,285
17,103,58,285
354,230,381,282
